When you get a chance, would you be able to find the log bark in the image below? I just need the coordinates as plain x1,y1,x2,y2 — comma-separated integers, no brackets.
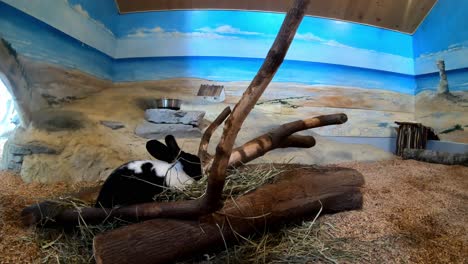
229,113,347,167
402,148,468,166
93,165,364,264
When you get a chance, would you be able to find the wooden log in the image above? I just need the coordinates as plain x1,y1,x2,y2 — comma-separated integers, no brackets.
93,165,364,264
402,148,468,166
229,113,346,167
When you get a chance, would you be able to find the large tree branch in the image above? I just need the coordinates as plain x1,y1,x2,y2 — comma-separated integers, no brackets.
203,0,311,210
229,113,347,167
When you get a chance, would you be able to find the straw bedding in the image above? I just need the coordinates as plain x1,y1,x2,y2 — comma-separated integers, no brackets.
0,159,466,263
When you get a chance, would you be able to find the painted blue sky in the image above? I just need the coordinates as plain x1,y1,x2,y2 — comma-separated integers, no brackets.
67,0,118,33
116,10,414,58
59,0,413,57
413,0,468,57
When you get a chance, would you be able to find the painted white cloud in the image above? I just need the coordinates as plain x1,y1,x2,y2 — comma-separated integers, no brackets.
295,32,349,48
197,25,261,35
71,3,115,37
72,3,89,18
126,26,238,39
294,32,324,41
127,27,164,38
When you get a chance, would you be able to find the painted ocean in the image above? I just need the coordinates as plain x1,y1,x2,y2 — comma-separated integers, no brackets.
416,67,468,93
113,56,417,94
0,1,113,80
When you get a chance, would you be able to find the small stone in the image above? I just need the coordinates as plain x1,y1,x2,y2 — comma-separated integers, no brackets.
100,120,125,130
27,143,60,154
145,109,205,127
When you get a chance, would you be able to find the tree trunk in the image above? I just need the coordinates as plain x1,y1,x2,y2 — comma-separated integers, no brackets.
93,165,364,264
402,148,468,166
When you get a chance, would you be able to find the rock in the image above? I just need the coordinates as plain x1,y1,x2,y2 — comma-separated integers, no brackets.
8,143,32,155
10,142,61,155
100,120,125,130
0,139,62,173
135,121,201,139
145,109,205,127
0,39,48,126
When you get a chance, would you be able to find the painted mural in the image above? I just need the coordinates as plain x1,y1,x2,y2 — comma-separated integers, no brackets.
0,0,417,140
413,0,468,143
0,1,113,80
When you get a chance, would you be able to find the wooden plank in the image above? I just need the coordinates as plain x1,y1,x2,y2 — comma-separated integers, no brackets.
114,0,437,33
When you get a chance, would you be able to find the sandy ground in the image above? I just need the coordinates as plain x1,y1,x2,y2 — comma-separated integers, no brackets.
0,159,467,263
416,91,468,143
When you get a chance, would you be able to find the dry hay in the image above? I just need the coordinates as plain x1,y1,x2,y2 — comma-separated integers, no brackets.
0,171,99,263
0,159,467,263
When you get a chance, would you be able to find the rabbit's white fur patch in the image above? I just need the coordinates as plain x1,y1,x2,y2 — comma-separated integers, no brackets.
126,160,194,189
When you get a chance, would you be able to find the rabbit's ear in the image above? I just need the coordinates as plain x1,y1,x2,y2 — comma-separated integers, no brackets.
146,140,174,163
164,135,181,160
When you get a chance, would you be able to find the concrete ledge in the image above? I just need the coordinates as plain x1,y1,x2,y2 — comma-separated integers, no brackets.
325,136,468,155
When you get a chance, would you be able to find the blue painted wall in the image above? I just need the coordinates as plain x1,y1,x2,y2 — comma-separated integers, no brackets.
0,0,417,95
113,10,414,75
415,68,468,94
412,0,468,144
0,1,113,80
67,0,118,33
111,9,415,91
413,0,468,93
113,56,416,94
413,0,468,58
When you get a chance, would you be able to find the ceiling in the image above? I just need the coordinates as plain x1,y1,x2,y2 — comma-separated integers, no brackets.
115,0,437,33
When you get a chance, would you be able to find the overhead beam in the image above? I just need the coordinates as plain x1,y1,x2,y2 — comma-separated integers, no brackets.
114,0,437,33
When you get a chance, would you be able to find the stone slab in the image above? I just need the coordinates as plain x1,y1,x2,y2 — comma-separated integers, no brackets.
145,109,205,127
100,120,125,130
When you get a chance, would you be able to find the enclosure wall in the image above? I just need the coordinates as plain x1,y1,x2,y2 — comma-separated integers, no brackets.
413,0,468,143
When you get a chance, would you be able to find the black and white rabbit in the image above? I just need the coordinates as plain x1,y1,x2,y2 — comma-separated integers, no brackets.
95,135,202,208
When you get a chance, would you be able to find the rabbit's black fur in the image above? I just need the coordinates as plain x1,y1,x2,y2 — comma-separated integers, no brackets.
95,135,202,208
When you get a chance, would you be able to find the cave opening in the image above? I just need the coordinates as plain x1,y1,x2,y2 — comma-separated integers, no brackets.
0,75,18,157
